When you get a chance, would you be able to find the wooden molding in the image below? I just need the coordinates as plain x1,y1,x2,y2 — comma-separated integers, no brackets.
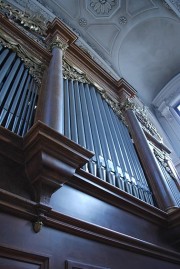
70,169,167,226
0,12,136,105
162,209,180,249
24,121,94,203
0,125,23,164
46,18,77,46
0,189,180,265
0,244,50,269
66,259,110,269
0,13,51,66
117,79,136,102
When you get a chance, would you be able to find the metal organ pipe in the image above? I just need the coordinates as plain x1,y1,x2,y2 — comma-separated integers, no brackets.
157,160,180,207
63,79,154,205
64,79,71,139
69,79,78,143
0,63,24,126
79,83,97,175
0,46,38,136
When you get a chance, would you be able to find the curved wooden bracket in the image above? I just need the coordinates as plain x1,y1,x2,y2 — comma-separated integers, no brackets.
24,121,94,204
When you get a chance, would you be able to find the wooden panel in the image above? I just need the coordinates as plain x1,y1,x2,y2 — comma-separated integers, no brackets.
0,245,49,269
66,260,110,269
0,257,39,269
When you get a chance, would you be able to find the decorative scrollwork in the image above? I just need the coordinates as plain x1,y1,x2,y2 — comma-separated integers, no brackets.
120,98,162,140
62,59,124,121
49,35,69,51
0,0,47,37
0,30,45,84
153,147,176,179
63,59,90,84
100,89,124,119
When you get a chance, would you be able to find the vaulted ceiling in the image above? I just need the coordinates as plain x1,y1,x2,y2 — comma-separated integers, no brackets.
8,0,180,105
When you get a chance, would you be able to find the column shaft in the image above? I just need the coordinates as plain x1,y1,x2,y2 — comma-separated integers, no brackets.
35,47,64,134
125,109,178,211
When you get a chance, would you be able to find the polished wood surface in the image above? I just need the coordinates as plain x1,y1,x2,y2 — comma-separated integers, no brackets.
0,10,180,269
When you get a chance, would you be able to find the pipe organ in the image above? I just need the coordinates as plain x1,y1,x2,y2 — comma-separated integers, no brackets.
157,159,180,206
0,45,38,136
0,4,180,267
0,41,179,210
63,79,154,205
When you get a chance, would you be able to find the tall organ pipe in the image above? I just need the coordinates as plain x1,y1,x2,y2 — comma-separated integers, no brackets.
0,63,24,125
63,79,154,205
0,46,38,135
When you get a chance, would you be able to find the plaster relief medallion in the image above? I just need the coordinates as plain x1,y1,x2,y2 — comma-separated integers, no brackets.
79,18,87,27
90,0,115,14
88,0,121,18
119,16,127,24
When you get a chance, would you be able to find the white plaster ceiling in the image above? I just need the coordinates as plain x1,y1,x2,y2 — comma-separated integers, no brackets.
9,0,180,105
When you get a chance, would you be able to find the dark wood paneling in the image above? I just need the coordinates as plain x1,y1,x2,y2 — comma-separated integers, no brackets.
0,193,180,264
0,212,180,269
66,260,110,269
0,244,50,269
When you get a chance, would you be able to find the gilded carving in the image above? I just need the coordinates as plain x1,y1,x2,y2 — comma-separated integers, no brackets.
49,35,69,51
0,0,47,37
0,30,45,84
153,146,177,179
63,59,90,84
62,59,124,120
120,98,162,140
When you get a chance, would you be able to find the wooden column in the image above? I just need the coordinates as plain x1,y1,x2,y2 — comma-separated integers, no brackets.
35,19,77,134
35,46,65,133
122,100,178,212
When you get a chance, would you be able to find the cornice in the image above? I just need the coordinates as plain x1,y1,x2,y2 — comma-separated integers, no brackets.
0,4,136,104
0,13,51,84
0,13,51,64
46,18,77,46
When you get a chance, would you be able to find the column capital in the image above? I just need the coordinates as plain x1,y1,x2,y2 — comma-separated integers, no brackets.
120,98,136,112
48,34,69,52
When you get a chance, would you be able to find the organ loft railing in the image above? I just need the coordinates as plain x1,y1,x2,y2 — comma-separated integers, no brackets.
0,1,179,212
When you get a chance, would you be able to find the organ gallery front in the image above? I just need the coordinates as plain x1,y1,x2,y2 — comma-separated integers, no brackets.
0,1,180,269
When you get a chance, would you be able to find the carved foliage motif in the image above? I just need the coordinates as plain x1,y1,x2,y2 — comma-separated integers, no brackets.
63,59,90,84
0,30,45,84
120,98,162,140
49,35,69,51
0,0,47,37
62,59,124,122
153,147,176,179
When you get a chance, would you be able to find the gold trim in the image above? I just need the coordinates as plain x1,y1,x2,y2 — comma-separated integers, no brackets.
0,0,47,37
153,146,177,180
63,59,90,84
0,30,45,84
62,59,124,121
121,98,162,140
50,37,69,51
